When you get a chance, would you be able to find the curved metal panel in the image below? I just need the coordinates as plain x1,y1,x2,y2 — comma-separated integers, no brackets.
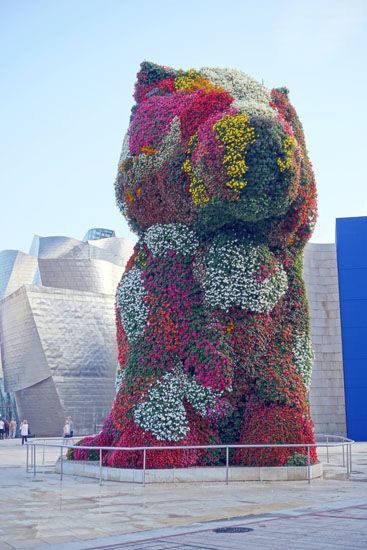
32,236,83,259
37,258,124,294
0,251,38,299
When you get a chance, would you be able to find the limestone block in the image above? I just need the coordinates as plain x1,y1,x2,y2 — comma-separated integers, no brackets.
260,467,288,481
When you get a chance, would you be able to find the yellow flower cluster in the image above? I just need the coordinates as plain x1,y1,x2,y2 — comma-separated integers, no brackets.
277,135,296,172
214,114,256,192
182,135,210,206
175,69,221,93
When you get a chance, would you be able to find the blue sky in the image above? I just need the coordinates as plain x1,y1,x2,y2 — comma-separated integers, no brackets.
1,0,366,252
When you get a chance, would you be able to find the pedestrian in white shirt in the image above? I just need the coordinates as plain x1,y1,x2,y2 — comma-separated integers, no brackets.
63,419,71,445
20,420,29,445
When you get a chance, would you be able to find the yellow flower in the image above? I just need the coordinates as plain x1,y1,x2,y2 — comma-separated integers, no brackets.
277,135,296,172
182,134,210,206
214,114,255,192
175,69,223,93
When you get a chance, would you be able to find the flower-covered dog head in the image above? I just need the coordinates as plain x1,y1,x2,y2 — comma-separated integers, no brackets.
116,62,317,251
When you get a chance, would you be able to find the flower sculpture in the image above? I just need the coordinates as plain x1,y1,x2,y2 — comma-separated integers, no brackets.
71,62,318,468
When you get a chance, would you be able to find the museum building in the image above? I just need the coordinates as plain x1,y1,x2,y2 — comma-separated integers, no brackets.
0,228,132,435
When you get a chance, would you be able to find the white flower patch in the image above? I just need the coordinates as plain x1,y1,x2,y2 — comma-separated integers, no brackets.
115,367,125,392
145,223,199,257
114,132,128,214
201,67,277,121
115,119,182,215
193,251,206,287
116,267,149,343
151,116,182,168
134,369,219,441
204,240,288,313
130,117,182,183
117,133,130,165
186,375,218,415
292,330,314,387
234,99,277,120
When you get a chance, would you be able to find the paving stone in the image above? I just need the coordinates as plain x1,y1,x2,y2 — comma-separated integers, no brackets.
0,439,366,549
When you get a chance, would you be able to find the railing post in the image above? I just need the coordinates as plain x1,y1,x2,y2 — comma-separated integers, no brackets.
143,448,146,487
326,436,329,464
307,446,311,484
226,447,229,485
99,448,102,486
349,443,352,479
346,441,350,477
342,444,345,467
26,443,29,473
42,440,45,466
33,444,36,477
60,446,63,481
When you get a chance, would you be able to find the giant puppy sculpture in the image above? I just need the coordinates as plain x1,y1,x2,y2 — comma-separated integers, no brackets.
73,62,318,468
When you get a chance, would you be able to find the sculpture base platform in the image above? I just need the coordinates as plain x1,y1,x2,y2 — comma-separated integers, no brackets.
56,460,323,483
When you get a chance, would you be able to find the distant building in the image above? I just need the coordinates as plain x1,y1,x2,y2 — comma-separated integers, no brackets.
0,229,132,435
83,227,116,241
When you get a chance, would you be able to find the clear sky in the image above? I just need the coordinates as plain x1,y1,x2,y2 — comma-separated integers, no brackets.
1,0,366,252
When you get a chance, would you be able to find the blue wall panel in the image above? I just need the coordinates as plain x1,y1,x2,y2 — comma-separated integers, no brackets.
336,217,367,441
340,300,367,328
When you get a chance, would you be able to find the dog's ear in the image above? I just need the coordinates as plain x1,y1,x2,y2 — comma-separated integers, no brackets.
134,61,177,103
273,87,289,97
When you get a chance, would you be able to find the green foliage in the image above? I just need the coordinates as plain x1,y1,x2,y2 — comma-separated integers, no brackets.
66,447,74,460
286,451,308,466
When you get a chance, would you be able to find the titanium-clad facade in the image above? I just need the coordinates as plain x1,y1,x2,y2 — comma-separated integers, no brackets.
0,250,38,298
0,230,132,435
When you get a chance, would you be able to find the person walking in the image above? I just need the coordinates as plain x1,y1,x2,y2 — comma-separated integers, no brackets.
20,419,29,445
68,416,74,438
0,418,4,440
9,419,17,438
63,418,71,445
4,419,9,439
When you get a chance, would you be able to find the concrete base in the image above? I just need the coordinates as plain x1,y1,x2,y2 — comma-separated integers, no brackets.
56,460,323,482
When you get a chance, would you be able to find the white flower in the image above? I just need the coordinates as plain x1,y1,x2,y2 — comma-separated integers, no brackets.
203,239,288,313
293,330,314,387
234,99,277,120
134,367,220,441
115,367,125,391
127,117,182,183
200,67,276,119
145,223,199,257
116,267,149,343
117,132,130,165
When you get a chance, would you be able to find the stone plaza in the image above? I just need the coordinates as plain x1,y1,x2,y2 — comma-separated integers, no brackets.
0,439,366,549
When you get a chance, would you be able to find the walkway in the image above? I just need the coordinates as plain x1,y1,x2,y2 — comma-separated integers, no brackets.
0,439,366,549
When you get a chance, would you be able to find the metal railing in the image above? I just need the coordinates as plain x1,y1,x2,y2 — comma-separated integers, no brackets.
25,434,353,486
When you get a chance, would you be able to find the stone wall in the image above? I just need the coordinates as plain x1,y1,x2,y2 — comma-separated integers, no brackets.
304,243,347,436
